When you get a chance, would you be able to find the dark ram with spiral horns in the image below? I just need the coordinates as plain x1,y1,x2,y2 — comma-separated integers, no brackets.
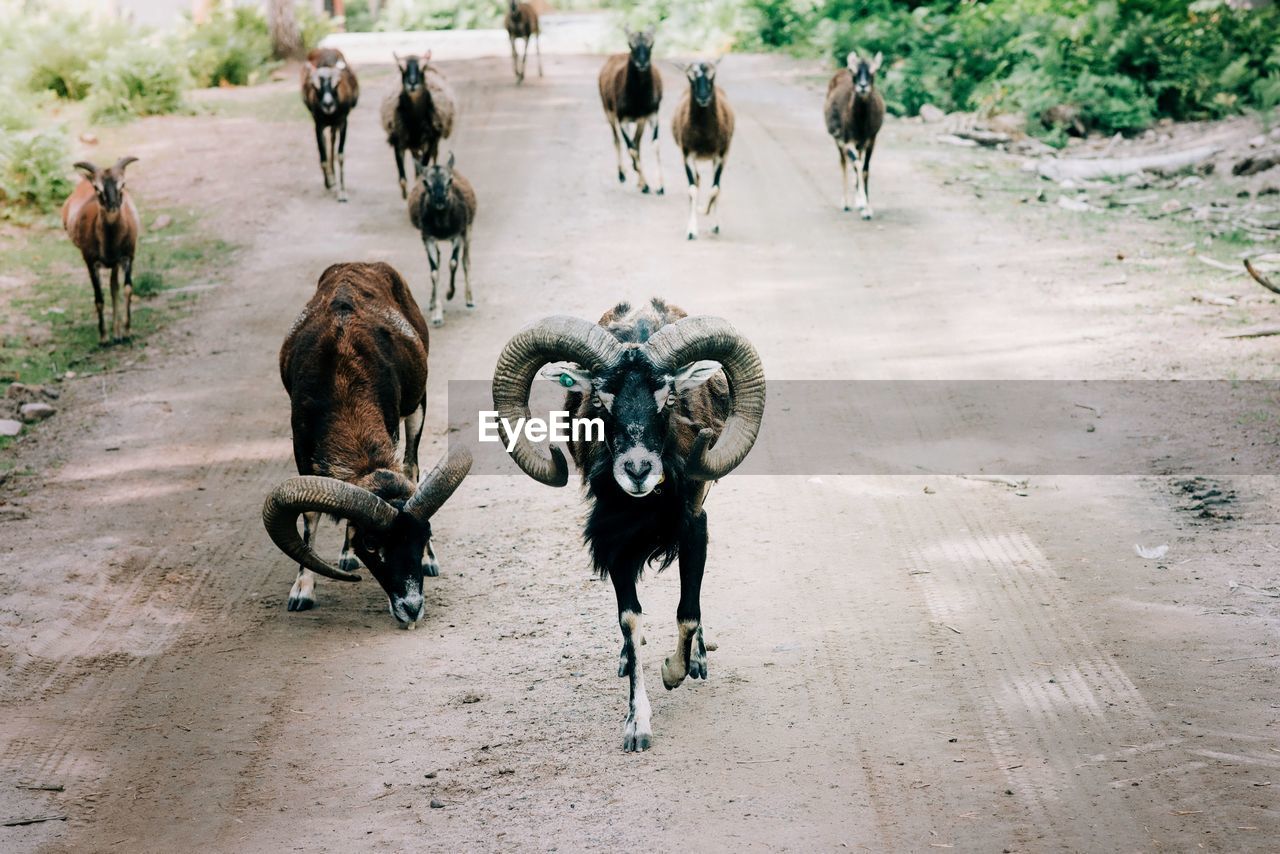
263,261,471,628
491,298,765,750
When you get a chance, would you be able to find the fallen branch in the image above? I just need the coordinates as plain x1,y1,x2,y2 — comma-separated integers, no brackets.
3,814,67,827
953,129,1011,147
1244,259,1280,296
15,782,63,792
1195,255,1242,273
1038,145,1221,182
1224,327,1280,339
1233,149,1280,177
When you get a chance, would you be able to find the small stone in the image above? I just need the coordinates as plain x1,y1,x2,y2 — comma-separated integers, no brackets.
20,402,55,422
0,419,21,436
918,104,945,123
429,798,445,809
79,132,98,145
151,214,173,231
922,485,936,494
64,370,77,380
424,771,437,779
1175,175,1202,190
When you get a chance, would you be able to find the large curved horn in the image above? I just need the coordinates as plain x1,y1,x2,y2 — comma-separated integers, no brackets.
491,316,625,486
404,444,473,524
73,161,98,178
113,155,138,173
262,477,400,581
643,316,766,481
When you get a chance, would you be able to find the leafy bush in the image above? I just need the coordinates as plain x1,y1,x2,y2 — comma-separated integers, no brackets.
183,5,275,87
22,11,131,100
343,0,377,32
0,127,74,214
745,0,1280,140
86,44,188,124
377,0,505,31
297,2,335,51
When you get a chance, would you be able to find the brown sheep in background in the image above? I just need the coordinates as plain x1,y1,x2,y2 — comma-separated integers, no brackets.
301,47,359,203
671,59,734,240
62,157,141,345
381,52,456,199
504,0,542,84
408,152,478,327
824,51,885,219
598,29,664,194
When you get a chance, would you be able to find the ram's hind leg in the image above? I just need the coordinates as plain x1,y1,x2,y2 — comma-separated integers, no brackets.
836,141,850,212
860,138,876,220
611,568,652,751
336,120,349,203
663,506,709,689
288,511,322,611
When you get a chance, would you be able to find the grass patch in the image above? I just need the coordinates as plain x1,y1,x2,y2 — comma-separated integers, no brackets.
0,207,234,395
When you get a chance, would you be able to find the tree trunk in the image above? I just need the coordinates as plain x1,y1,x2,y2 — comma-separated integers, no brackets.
269,0,304,61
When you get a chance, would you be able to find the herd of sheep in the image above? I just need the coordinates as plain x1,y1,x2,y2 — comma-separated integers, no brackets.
58,8,885,751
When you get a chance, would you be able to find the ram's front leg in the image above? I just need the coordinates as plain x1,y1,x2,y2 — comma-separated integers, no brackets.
424,237,444,327
611,568,651,752
663,507,708,688
288,511,322,611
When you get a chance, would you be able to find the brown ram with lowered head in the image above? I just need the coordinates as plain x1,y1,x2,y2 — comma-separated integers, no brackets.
264,261,471,628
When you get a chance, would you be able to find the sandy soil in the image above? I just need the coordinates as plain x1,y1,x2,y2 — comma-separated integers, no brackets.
2,51,1278,853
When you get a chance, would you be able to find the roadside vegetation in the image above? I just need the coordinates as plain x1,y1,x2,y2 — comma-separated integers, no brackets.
745,0,1280,145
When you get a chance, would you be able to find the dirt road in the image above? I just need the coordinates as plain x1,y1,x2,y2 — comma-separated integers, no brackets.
2,50,1278,853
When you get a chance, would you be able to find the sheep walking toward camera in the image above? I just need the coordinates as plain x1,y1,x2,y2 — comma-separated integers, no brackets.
671,59,733,239
301,47,359,202
62,157,141,345
598,28,664,194
824,51,884,219
382,52,455,199
504,0,542,84
408,152,477,327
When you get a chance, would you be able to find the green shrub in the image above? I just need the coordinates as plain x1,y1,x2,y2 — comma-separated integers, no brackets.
0,127,74,214
22,11,131,101
746,0,1280,139
86,43,188,124
183,6,276,87
377,0,504,31
343,0,377,33
297,2,335,51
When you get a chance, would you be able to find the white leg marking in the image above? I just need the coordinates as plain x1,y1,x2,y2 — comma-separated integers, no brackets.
661,618,700,689
685,155,699,240
427,238,444,327
651,116,664,195
424,538,439,578
621,610,653,751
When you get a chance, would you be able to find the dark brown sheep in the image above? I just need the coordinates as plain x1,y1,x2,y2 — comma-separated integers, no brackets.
381,52,456,199
671,59,734,239
62,157,141,345
407,152,478,327
301,47,359,202
598,29,664,194
504,0,542,84
265,261,471,626
823,51,885,219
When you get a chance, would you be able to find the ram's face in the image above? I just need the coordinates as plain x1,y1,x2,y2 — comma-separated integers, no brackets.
399,57,424,93
310,68,338,113
687,62,716,107
627,31,654,72
543,353,721,498
353,510,431,626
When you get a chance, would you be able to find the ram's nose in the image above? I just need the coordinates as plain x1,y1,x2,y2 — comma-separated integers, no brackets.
624,458,653,484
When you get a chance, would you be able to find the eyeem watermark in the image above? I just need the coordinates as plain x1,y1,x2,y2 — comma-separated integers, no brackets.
478,410,604,452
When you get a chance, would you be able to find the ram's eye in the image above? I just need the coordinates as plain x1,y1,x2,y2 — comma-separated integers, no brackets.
559,373,576,388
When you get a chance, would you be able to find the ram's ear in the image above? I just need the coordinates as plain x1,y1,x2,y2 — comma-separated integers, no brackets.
870,51,883,73
421,49,432,63
540,363,594,393
845,50,859,70
670,360,721,394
